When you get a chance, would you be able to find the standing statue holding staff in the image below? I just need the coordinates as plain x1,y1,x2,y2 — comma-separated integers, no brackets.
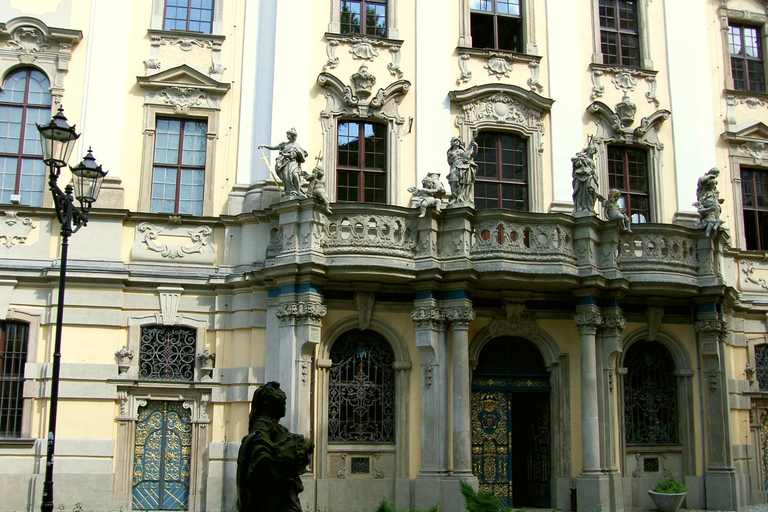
572,137,603,214
447,134,478,206
259,128,308,198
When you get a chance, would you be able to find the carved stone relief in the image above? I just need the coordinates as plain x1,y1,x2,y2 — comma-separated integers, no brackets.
0,211,35,248
131,222,215,264
144,31,226,79
487,301,539,339
739,140,768,164
742,259,768,292
160,87,207,114
590,65,660,107
323,34,404,78
457,53,472,85
355,292,375,330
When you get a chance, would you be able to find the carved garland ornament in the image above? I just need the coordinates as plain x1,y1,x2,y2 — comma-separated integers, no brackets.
275,301,328,322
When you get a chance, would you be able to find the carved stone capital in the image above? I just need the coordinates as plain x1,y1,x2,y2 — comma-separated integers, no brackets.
444,307,476,327
411,307,445,329
575,312,603,333
276,301,328,324
694,319,726,335
600,315,626,335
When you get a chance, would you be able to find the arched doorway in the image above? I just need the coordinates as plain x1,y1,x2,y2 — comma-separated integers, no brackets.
471,336,551,508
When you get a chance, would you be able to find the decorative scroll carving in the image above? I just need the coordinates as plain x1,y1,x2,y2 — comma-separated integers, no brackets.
160,87,207,114
589,65,659,106
318,71,411,123
488,301,539,339
388,46,403,78
457,53,472,85
740,141,768,165
742,260,768,291
325,39,340,70
145,32,226,78
575,312,603,331
527,61,543,93
7,27,49,61
471,219,576,264
319,214,417,258
135,222,213,260
0,211,35,248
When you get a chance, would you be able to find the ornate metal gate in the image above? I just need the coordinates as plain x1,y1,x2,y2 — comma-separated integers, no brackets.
471,337,551,508
132,401,193,511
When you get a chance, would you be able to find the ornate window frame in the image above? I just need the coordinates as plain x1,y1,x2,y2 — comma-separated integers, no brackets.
316,67,410,205
722,120,768,250
151,0,224,34
448,84,553,212
316,316,410,481
136,65,230,217
458,0,537,55
719,5,768,92
0,309,40,444
618,328,696,476
0,17,81,209
328,0,399,39
587,99,670,222
590,0,653,69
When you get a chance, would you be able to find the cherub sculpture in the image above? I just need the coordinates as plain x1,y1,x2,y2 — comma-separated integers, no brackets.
693,167,726,237
408,173,446,217
602,189,632,233
303,166,332,212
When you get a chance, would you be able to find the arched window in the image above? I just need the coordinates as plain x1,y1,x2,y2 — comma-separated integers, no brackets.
623,340,679,445
139,325,196,381
0,68,52,207
328,329,395,443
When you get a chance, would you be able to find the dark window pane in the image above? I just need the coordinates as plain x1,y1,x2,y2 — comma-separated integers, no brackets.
470,12,495,49
497,16,522,52
474,131,528,210
341,0,386,37
0,321,29,438
336,122,387,203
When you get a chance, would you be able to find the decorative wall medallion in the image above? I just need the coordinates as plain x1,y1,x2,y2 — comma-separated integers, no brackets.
485,56,512,79
457,53,472,85
131,222,214,264
7,27,49,62
160,87,207,114
611,70,637,93
350,64,376,99
0,211,35,248
740,141,768,165
350,41,379,60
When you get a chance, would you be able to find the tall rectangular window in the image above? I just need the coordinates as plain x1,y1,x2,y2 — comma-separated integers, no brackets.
729,24,765,93
599,0,641,68
340,0,387,37
741,167,768,250
0,321,28,438
0,69,52,207
163,0,214,34
470,0,523,52
337,121,387,203
474,132,528,211
608,146,649,223
151,118,207,216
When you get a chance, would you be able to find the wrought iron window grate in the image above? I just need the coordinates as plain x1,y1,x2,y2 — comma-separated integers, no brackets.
643,457,659,472
623,340,679,445
755,344,768,391
0,321,28,438
350,456,370,474
139,326,196,381
328,329,395,443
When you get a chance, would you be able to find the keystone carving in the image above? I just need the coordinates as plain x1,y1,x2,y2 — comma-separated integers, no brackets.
160,87,208,114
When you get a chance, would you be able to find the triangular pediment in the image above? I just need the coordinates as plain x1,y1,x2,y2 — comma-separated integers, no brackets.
724,120,768,142
137,64,230,94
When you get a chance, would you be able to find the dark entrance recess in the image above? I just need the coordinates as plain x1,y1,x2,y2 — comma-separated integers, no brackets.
471,336,551,508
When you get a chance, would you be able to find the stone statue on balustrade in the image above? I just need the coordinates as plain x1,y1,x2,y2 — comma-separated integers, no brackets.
258,128,308,198
602,189,632,233
408,172,446,217
694,167,726,237
303,165,332,212
447,135,478,206
572,139,604,215
237,381,313,512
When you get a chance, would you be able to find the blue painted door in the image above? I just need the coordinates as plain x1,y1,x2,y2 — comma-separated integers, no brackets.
132,401,193,511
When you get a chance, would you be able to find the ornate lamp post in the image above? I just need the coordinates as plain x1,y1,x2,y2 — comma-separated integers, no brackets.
37,107,107,512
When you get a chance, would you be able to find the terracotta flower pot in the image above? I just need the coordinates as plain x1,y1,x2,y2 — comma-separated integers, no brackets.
648,491,686,512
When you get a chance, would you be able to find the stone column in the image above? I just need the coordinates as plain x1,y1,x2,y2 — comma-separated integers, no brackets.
412,299,451,510
445,303,476,476
695,311,738,510
575,305,610,509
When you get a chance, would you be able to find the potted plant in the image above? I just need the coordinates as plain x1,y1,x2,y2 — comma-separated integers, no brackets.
648,476,688,512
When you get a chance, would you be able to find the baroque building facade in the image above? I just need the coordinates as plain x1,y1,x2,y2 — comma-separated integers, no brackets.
1,1,768,512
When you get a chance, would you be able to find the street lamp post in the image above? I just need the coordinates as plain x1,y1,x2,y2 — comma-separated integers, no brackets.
37,107,108,512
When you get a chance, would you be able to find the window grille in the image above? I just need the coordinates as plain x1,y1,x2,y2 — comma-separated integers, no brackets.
755,344,768,390
623,340,679,445
0,321,28,438
328,329,395,443
139,326,196,381
0,68,52,207
350,456,370,474
643,457,659,472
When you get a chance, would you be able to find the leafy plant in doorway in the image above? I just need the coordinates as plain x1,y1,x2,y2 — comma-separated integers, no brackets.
459,480,501,512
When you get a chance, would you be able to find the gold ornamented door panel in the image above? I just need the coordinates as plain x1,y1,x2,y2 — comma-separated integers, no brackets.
132,401,192,511
472,391,512,505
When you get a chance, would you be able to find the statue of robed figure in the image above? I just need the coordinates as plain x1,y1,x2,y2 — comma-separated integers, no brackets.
237,381,313,512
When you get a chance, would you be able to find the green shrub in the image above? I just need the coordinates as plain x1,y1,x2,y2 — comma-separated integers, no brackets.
459,480,500,512
375,499,439,512
652,477,688,494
